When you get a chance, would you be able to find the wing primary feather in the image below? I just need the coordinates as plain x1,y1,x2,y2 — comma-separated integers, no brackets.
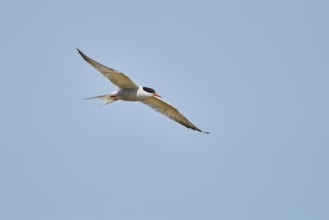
77,48,138,88
142,97,210,134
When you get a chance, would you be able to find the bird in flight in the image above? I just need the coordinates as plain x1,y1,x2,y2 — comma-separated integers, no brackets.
77,49,210,134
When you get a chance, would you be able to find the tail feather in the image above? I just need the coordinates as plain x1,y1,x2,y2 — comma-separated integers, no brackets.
83,94,116,105
83,95,107,100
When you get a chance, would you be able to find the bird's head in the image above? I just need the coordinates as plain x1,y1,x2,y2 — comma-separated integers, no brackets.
142,87,161,98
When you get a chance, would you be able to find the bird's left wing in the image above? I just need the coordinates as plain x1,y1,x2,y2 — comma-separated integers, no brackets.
77,49,138,89
142,96,210,133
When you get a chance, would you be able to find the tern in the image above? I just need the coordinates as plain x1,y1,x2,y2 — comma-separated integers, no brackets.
77,49,210,134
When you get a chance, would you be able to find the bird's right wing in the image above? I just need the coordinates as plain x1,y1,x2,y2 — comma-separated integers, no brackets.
77,49,138,89
142,96,210,133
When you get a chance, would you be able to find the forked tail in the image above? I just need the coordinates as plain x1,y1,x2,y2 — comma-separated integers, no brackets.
84,94,117,105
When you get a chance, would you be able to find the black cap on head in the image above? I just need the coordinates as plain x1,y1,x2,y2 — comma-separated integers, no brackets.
143,87,156,94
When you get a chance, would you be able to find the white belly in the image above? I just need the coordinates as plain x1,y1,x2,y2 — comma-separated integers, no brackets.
117,88,138,101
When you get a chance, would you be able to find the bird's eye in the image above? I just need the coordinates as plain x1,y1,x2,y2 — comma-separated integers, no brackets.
143,87,156,94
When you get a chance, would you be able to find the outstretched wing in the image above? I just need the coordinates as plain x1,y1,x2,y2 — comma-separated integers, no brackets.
77,49,138,89
142,96,210,134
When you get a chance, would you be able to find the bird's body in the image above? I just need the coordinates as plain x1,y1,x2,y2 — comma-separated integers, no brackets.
77,49,209,134
117,87,156,101
117,88,140,101
85,87,159,103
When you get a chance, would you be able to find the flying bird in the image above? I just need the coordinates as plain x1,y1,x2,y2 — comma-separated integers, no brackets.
77,49,209,134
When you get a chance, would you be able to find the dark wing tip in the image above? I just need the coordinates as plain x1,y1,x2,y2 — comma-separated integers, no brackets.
76,49,98,67
76,48,88,60
187,125,210,134
195,128,210,134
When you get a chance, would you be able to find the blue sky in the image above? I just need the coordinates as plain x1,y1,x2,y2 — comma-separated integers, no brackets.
1,0,328,219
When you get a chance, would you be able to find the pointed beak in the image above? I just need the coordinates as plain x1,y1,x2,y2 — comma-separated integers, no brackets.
153,93,161,98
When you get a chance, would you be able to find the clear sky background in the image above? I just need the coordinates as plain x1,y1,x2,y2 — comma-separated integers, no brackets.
1,0,328,219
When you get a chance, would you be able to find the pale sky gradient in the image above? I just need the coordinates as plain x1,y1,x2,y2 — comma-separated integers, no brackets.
1,0,328,220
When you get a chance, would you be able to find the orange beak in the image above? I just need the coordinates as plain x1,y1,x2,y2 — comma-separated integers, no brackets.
153,93,161,98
